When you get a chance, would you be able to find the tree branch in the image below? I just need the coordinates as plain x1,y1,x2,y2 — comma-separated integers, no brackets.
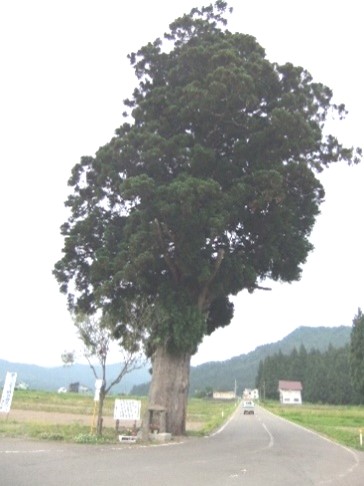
154,218,180,284
198,249,225,311
85,354,99,380
250,284,272,291
105,353,145,394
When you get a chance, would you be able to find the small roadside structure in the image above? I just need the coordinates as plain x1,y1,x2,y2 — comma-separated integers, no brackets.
278,380,303,405
68,382,80,393
213,390,236,400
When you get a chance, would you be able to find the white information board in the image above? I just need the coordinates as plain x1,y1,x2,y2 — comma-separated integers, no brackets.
114,399,141,421
0,372,17,414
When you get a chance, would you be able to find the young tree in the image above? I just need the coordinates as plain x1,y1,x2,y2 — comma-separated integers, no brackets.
350,308,364,400
75,313,144,436
54,2,360,434
61,350,75,367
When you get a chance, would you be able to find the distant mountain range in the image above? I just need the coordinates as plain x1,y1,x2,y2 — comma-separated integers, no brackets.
0,360,151,394
0,326,351,395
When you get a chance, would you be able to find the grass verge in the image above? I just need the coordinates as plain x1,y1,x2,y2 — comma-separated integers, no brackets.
262,401,364,451
185,398,237,436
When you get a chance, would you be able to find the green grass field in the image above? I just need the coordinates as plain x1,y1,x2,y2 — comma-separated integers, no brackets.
0,390,238,443
8,389,118,415
262,401,364,451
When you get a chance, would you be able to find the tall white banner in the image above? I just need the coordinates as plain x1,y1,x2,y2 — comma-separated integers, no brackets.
94,379,103,402
0,372,17,413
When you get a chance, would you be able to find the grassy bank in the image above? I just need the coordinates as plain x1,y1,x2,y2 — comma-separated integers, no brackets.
262,401,364,451
0,390,238,443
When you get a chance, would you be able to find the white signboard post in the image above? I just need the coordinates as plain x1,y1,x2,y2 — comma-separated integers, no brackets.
91,379,104,433
94,379,103,402
114,399,142,442
0,372,17,414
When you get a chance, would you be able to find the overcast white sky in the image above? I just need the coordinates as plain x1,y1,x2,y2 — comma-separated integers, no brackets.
0,1,362,368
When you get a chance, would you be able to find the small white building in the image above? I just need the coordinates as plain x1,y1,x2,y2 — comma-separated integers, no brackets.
213,391,236,400
278,380,303,405
243,388,259,400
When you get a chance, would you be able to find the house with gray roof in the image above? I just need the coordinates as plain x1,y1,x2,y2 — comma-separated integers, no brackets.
278,380,303,404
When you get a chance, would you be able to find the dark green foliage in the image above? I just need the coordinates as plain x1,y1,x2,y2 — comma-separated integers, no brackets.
54,2,359,359
256,344,359,405
193,386,214,399
350,309,364,398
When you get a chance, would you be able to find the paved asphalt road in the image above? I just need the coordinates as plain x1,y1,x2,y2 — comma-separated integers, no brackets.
1,405,364,485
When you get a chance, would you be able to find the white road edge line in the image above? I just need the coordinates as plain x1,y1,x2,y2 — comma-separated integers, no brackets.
0,450,48,454
261,422,274,448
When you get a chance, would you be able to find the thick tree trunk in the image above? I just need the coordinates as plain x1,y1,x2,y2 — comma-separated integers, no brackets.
148,345,191,436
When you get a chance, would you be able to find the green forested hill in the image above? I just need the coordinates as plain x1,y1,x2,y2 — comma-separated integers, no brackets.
189,325,351,395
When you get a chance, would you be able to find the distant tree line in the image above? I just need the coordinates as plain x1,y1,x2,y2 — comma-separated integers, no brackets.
256,343,362,405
